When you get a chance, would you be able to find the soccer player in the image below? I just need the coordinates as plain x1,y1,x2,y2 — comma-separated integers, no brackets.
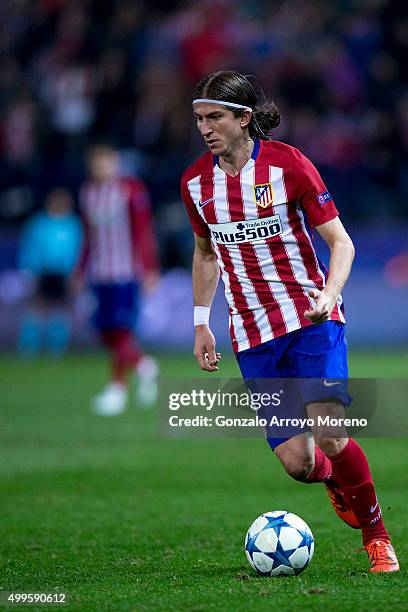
181,71,399,573
18,188,82,358
75,143,159,415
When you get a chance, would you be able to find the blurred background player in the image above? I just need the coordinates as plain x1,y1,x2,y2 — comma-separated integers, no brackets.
74,143,160,415
18,188,82,358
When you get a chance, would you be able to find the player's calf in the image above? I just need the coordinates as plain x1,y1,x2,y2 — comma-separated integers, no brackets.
274,434,315,482
314,436,348,457
307,401,348,452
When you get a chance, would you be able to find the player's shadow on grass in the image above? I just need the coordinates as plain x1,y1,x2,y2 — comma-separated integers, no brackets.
190,565,255,579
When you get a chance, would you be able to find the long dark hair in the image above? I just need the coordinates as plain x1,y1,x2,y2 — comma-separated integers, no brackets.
192,71,280,140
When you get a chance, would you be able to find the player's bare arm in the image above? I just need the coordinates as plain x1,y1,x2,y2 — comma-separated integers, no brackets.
193,233,222,372
304,217,355,324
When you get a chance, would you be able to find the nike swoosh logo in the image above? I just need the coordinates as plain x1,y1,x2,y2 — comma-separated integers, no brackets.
323,380,342,387
199,197,214,208
370,502,379,513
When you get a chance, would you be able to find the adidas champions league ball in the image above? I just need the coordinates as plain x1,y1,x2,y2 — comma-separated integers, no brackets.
245,511,314,576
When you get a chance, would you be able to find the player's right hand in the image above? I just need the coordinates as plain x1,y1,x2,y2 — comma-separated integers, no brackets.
194,325,221,372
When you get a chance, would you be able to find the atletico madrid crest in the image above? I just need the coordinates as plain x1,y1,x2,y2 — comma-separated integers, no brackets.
254,182,273,208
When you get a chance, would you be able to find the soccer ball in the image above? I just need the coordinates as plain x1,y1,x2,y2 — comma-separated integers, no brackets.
244,511,314,576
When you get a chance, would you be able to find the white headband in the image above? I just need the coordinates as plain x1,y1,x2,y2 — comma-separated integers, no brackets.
193,98,252,111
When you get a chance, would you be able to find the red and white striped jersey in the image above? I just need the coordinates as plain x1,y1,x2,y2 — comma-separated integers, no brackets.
79,177,158,284
181,139,345,353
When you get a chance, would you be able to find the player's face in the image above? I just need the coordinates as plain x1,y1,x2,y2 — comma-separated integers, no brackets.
87,149,119,182
194,103,250,157
46,190,73,216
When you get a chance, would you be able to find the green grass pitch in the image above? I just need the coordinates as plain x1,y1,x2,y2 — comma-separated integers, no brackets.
0,350,407,611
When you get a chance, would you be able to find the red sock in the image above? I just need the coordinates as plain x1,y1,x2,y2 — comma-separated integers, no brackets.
306,446,332,483
101,329,142,384
115,329,142,368
330,439,389,546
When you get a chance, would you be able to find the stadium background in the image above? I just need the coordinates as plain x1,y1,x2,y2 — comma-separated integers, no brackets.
0,0,407,348
1,1,407,610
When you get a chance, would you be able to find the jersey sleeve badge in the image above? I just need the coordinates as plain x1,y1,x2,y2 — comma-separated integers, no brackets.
317,191,333,205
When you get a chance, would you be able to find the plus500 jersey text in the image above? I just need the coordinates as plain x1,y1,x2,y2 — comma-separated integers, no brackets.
208,215,282,245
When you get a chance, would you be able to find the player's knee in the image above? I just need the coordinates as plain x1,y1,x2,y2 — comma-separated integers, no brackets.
283,456,314,482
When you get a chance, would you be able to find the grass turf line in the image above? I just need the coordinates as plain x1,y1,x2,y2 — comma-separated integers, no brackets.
0,352,407,611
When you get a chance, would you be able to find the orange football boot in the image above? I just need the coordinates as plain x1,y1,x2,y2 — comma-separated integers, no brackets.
364,539,400,573
324,479,360,529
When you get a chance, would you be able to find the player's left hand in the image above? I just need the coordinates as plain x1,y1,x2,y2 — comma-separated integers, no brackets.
143,271,160,293
304,288,336,323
